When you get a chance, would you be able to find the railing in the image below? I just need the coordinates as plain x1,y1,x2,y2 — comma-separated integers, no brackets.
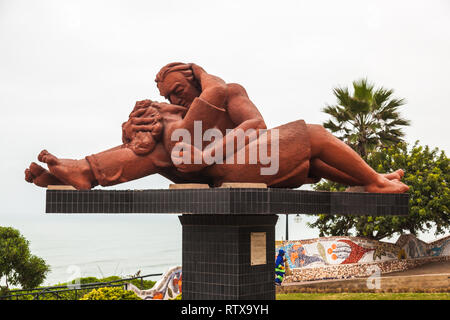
0,273,163,300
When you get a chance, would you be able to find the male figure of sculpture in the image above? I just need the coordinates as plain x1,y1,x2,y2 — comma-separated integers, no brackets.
25,62,409,193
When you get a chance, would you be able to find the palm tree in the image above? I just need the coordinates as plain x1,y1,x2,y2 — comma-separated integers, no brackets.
323,78,410,158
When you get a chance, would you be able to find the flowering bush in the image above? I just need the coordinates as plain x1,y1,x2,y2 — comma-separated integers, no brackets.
80,287,141,300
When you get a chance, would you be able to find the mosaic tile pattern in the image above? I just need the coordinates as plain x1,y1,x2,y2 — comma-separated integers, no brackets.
277,234,450,282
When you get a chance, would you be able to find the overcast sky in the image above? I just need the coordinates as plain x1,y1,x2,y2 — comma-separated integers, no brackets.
0,0,449,241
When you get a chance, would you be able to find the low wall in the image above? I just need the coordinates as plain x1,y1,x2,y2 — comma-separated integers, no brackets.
277,272,450,294
285,255,450,283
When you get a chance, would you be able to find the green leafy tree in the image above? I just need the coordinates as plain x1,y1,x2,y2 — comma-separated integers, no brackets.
309,142,449,240
0,227,50,291
323,78,410,158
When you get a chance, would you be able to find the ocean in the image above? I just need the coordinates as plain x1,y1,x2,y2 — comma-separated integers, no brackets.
1,215,183,286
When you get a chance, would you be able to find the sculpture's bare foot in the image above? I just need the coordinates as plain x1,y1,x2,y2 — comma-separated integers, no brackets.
38,150,93,190
365,176,409,193
25,162,64,188
383,169,405,181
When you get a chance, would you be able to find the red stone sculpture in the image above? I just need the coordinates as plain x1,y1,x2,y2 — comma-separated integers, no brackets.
25,63,409,193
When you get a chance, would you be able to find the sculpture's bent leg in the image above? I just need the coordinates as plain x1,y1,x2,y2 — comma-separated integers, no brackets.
309,159,405,186
85,144,170,187
307,124,409,193
309,158,360,186
36,143,171,190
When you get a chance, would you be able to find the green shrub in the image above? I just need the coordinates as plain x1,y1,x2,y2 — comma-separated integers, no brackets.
73,277,100,285
0,286,10,299
80,287,142,300
129,278,156,290
99,276,122,283
4,275,156,300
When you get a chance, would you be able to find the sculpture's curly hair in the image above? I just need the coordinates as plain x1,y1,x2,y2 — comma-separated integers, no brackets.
155,62,201,92
122,100,164,155
155,62,194,83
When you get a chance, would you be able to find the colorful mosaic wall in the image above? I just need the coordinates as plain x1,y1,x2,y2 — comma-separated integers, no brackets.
125,235,449,294
276,234,450,282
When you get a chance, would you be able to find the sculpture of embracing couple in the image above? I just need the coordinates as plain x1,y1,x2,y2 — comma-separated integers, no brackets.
25,62,409,193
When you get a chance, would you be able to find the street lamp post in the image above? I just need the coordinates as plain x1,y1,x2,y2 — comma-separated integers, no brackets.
285,213,289,241
285,214,302,241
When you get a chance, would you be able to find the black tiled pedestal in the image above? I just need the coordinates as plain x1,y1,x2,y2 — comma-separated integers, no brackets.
179,214,278,300
46,188,409,216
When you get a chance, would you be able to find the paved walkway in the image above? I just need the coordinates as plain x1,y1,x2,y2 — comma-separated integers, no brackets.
383,260,450,277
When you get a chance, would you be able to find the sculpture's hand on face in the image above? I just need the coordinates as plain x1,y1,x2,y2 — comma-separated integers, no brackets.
170,142,209,173
122,101,163,144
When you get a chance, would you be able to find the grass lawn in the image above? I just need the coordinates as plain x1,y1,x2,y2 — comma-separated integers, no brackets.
276,292,450,300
